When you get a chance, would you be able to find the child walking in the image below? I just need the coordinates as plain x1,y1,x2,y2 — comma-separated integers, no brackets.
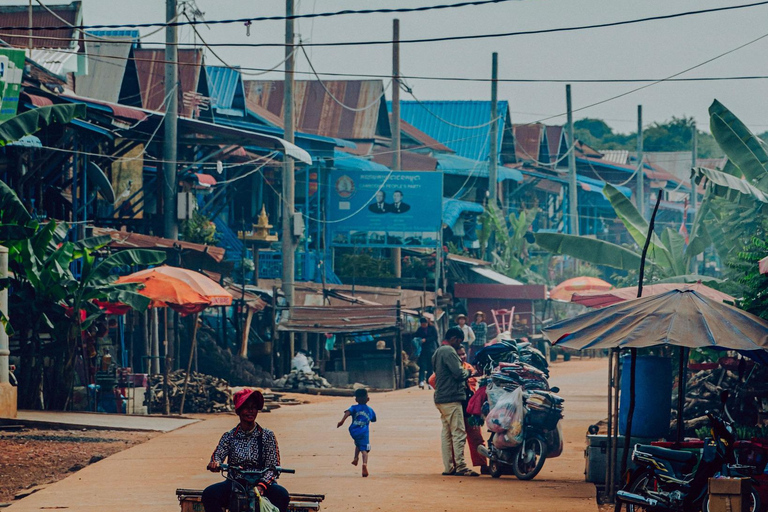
337,388,377,477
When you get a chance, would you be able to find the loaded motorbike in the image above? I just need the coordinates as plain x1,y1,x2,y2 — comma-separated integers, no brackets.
617,392,761,512
219,464,294,512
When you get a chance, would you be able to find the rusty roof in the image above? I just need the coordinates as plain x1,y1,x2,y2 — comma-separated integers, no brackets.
545,125,564,163
277,304,399,334
243,80,391,142
133,49,203,117
513,124,545,163
0,1,79,49
370,148,438,171
92,227,226,263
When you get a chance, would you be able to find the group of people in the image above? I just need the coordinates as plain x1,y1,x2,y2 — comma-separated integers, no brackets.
201,311,491,512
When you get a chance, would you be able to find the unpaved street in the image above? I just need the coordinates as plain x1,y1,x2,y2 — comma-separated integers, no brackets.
7,358,607,512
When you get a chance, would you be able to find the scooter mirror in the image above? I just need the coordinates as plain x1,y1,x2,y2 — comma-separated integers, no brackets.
550,387,560,394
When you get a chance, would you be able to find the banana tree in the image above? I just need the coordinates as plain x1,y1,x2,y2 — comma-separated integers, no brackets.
0,179,166,409
477,205,542,282
534,183,716,283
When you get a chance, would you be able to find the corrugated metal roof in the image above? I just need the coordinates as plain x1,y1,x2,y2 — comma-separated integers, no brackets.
599,149,629,164
643,151,694,182
0,1,79,49
89,30,140,44
277,305,398,334
206,66,245,112
437,154,522,182
91,227,226,263
244,80,391,142
134,49,202,117
30,48,79,76
514,124,544,163
546,125,564,162
396,100,508,161
75,39,132,103
370,148,437,171
397,117,454,153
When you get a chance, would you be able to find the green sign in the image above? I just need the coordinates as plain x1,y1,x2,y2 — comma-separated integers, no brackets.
0,49,26,121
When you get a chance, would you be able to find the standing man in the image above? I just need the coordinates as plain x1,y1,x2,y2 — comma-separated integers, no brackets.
415,317,439,389
455,314,475,353
432,327,479,477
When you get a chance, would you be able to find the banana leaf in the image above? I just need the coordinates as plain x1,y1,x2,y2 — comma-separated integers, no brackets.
85,249,166,286
709,100,768,193
0,179,33,226
603,183,675,270
693,166,768,203
0,104,86,147
534,232,642,270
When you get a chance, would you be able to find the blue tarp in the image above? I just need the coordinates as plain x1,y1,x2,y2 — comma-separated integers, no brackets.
333,150,390,172
442,197,484,228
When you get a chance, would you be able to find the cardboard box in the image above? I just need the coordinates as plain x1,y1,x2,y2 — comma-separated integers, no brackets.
708,477,747,512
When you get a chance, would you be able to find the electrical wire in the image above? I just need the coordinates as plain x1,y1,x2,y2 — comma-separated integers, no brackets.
212,152,280,185
10,1,768,47
300,43,391,112
405,86,501,130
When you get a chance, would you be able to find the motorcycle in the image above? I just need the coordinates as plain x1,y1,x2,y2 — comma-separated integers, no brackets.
481,386,563,481
218,464,295,512
617,392,761,512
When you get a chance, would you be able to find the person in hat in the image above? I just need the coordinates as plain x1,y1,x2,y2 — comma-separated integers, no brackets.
337,388,377,477
202,388,290,512
469,311,488,363
455,314,475,353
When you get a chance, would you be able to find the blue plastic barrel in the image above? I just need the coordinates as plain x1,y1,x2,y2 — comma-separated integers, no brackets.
619,355,672,438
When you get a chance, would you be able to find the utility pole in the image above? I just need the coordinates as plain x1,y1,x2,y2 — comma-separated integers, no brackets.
637,105,645,218
566,84,578,236
691,121,698,210
163,0,178,240
282,0,297,330
391,19,402,283
488,52,499,205
0,246,15,418
27,0,32,57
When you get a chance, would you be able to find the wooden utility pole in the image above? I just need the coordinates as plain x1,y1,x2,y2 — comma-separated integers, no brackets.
566,85,578,236
27,0,32,57
636,105,645,218
391,19,402,282
691,122,697,210
163,0,179,240
282,0,297,356
488,53,499,205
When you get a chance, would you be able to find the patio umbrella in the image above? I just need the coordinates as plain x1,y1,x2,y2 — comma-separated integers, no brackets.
571,282,734,309
116,265,232,315
759,255,768,275
549,276,613,302
543,288,768,359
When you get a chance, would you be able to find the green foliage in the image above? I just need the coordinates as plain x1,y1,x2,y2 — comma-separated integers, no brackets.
181,210,219,245
0,104,86,146
336,250,394,280
574,116,721,157
477,205,540,282
729,226,768,321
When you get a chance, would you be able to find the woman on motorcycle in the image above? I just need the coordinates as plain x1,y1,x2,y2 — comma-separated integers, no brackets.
202,389,290,512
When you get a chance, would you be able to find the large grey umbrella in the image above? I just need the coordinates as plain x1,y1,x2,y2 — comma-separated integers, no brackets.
543,288,768,359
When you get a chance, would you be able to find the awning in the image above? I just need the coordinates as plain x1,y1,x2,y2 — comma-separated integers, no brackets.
470,267,523,285
436,154,523,182
92,227,226,263
443,198,485,229
277,304,399,334
194,173,217,188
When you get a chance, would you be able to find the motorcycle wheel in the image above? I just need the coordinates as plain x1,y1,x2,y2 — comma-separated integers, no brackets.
512,436,547,481
625,470,659,512
489,459,503,478
701,486,761,512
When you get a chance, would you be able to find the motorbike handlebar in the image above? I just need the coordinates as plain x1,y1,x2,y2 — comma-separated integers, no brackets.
219,464,295,475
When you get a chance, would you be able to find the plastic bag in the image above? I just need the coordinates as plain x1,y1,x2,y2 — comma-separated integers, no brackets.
493,425,524,449
260,496,280,512
291,352,313,373
485,387,525,435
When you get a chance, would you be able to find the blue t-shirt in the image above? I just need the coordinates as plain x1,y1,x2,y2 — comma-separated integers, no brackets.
347,404,376,439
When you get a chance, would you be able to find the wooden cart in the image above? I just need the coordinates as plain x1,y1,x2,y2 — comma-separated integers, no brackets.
176,488,325,512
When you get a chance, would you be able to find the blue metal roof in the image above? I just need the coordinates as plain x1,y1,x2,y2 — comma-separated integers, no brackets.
519,168,632,198
333,150,390,172
392,100,507,161
206,66,244,112
89,30,140,44
436,154,522,182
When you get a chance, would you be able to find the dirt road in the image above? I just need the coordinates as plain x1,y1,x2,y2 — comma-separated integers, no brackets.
7,358,607,512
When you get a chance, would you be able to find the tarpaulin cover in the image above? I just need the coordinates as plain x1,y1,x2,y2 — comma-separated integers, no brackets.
442,198,484,229
542,289,768,364
571,282,733,309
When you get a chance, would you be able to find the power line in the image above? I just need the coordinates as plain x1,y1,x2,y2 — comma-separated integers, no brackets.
6,2,768,47
4,0,520,31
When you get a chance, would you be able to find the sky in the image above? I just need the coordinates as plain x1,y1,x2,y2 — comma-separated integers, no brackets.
7,0,768,135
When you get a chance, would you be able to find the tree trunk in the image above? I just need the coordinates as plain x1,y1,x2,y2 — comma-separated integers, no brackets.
17,336,42,409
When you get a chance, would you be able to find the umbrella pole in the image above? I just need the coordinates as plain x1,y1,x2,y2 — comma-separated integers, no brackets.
676,347,688,446
605,348,615,502
620,190,663,494
180,313,200,415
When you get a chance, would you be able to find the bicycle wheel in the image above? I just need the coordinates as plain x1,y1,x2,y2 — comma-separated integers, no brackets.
511,436,547,480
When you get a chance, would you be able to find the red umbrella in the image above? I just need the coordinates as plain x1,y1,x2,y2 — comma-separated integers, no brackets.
572,282,733,309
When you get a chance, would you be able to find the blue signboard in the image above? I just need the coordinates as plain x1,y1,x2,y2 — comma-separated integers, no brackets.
328,170,443,248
